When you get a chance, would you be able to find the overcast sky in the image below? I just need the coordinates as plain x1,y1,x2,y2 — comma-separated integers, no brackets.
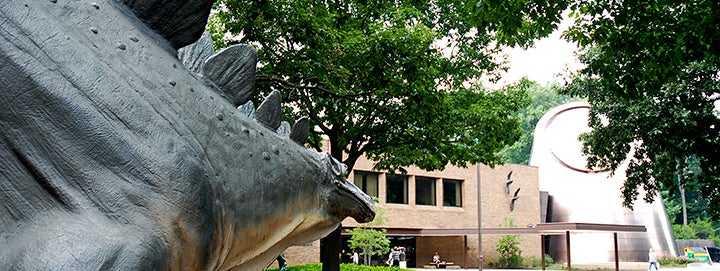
488,15,583,89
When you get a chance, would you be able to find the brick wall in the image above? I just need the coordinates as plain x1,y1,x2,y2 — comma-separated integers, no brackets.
416,236,466,267
284,153,543,268
278,240,320,267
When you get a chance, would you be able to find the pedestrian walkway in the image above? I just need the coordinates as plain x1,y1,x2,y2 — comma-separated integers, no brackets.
406,261,720,271
407,268,714,271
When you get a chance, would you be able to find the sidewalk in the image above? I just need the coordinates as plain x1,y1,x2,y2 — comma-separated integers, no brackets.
407,268,716,271
406,262,720,271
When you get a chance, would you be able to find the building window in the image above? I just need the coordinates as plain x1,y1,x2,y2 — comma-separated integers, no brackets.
415,176,436,206
443,179,462,207
386,174,408,204
353,171,378,198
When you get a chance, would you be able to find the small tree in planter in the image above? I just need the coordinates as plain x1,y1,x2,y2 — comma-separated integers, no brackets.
347,199,390,265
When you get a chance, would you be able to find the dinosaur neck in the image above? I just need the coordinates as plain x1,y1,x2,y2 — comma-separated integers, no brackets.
196,118,337,270
208,196,339,270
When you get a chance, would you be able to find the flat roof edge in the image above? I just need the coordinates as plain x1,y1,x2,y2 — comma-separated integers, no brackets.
343,222,646,236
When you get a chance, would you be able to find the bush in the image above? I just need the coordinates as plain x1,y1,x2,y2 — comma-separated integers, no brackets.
690,219,714,239
710,235,720,246
521,253,554,268
522,256,541,268
672,224,697,239
657,255,697,266
496,234,523,268
544,253,554,265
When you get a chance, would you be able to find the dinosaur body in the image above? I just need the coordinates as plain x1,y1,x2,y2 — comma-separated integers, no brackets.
0,1,374,270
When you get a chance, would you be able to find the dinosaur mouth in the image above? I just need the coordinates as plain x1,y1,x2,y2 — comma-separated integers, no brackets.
330,180,376,223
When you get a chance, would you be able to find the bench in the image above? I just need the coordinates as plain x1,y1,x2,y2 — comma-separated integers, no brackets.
423,262,460,269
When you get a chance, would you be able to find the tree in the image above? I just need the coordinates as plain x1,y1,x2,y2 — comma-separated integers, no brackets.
346,228,390,266
208,1,568,270
498,79,578,164
209,0,532,172
662,177,710,226
558,0,720,218
346,199,390,266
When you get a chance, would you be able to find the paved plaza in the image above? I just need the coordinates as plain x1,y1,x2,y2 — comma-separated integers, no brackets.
407,268,718,271
407,261,720,271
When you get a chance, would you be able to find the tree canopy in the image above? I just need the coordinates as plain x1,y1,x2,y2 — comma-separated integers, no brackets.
559,0,720,217
499,79,578,164
208,0,569,173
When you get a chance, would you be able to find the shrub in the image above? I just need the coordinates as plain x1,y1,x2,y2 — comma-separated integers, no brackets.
521,253,553,268
544,253,554,265
657,255,697,266
672,224,697,239
496,234,523,268
710,235,720,246
522,256,541,268
690,219,714,239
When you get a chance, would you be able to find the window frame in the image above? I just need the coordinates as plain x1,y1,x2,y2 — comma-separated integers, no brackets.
414,176,437,206
442,179,463,207
353,171,379,198
386,173,409,204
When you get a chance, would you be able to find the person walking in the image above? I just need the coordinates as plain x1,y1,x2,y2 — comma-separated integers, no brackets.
276,252,288,271
352,250,359,265
389,247,401,267
648,249,659,271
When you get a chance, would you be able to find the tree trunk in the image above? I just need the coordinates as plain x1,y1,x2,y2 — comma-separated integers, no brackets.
320,226,342,271
321,138,345,271
680,184,688,225
364,250,370,266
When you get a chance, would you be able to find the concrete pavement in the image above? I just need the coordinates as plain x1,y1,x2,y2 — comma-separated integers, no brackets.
406,261,720,271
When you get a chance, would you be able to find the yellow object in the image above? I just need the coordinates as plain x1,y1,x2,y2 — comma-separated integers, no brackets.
684,247,710,262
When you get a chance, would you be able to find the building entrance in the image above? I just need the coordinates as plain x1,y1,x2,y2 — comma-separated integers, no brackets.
388,236,416,267
341,235,417,267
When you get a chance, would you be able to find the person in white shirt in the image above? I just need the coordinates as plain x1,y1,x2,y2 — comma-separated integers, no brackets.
433,252,442,268
648,249,659,271
352,250,359,265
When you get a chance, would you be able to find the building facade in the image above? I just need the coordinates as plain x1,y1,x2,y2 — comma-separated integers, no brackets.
280,154,542,269
278,102,677,269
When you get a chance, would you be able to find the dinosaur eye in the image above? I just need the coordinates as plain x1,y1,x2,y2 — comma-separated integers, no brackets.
324,152,346,178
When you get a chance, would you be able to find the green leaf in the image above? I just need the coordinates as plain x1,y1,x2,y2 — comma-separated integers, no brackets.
209,0,540,173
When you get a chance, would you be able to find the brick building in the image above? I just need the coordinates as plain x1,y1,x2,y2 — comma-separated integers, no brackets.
277,102,676,269
280,154,543,269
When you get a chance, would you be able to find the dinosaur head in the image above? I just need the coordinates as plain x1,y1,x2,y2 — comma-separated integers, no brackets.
320,152,375,224
206,146,376,270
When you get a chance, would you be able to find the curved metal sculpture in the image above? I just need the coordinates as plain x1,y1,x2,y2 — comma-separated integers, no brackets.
0,0,374,270
529,102,676,263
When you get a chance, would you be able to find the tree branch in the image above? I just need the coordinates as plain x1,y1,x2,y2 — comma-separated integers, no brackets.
257,74,373,99
256,74,401,114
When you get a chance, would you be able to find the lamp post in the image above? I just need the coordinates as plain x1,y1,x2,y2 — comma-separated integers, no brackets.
477,164,482,271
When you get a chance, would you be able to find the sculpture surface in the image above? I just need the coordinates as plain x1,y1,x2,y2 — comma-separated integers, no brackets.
529,102,675,263
0,1,374,270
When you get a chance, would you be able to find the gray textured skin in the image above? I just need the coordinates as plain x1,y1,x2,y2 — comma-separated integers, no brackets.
202,44,257,107
0,0,374,270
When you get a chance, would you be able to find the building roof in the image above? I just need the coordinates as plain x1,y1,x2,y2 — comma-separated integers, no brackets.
345,222,646,236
